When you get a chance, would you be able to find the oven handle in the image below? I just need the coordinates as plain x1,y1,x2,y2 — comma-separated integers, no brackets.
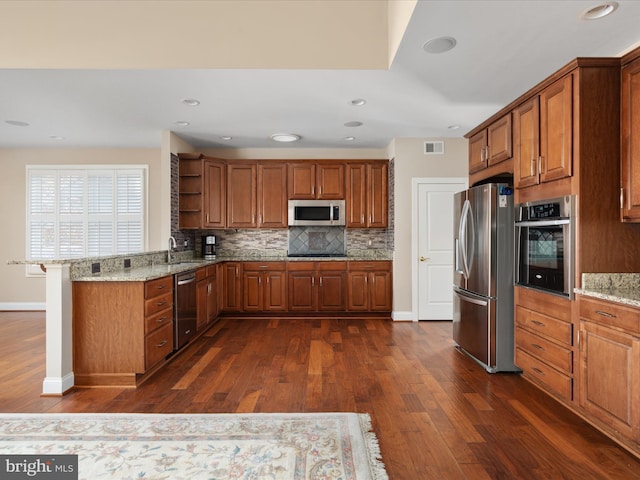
515,219,570,227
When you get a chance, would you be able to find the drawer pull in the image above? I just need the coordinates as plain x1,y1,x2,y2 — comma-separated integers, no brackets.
156,316,167,323
595,310,616,318
185,329,192,335
156,340,168,348
157,300,167,307
156,285,166,289
532,367,545,376
531,320,545,327
531,343,544,350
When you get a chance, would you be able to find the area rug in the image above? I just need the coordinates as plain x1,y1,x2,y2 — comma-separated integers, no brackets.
0,412,388,479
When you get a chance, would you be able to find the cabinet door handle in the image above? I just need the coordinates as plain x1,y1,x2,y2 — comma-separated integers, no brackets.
156,285,166,290
620,187,625,210
156,340,168,348
538,156,543,174
595,310,616,318
185,329,191,335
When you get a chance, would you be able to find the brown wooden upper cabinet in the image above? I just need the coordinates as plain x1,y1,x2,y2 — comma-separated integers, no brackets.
287,162,345,199
621,54,640,221
468,113,512,174
514,74,573,189
257,163,288,228
179,153,226,230
227,163,258,228
346,162,388,228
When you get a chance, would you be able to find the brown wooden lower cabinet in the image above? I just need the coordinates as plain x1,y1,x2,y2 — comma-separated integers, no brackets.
514,286,573,401
221,262,243,312
578,295,640,444
287,262,347,312
72,275,174,387
243,262,287,312
347,262,392,311
197,265,218,331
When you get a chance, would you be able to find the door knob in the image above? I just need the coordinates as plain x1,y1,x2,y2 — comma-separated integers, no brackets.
420,256,429,262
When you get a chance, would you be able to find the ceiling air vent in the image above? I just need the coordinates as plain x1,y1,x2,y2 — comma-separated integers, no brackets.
424,141,444,155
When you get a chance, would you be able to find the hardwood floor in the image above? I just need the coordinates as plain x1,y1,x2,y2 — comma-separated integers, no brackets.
2,311,640,479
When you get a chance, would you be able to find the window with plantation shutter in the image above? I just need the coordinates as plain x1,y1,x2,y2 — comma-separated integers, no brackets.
26,165,147,275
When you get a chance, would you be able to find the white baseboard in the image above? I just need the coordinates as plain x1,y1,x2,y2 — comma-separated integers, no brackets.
42,373,75,396
392,311,415,322
0,302,46,311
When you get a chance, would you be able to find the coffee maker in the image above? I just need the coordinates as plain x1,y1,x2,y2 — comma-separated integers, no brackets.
202,235,216,259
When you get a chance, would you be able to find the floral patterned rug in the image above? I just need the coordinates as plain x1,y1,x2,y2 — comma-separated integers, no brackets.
0,412,388,479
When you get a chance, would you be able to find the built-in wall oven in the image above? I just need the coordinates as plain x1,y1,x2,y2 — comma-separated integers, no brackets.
515,196,575,298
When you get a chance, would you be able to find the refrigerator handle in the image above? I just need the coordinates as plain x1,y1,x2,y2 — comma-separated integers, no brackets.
460,199,473,279
454,288,488,307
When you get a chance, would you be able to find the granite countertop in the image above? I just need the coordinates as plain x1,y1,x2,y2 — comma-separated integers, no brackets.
21,249,392,282
575,273,640,308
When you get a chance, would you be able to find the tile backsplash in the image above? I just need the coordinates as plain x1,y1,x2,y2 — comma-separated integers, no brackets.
288,227,346,255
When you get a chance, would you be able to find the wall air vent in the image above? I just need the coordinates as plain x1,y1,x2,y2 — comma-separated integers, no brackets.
424,141,444,155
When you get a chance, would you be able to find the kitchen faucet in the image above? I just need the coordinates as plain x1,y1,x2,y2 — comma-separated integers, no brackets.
168,236,177,263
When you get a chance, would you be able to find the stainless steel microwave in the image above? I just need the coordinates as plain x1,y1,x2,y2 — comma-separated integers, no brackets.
288,199,345,226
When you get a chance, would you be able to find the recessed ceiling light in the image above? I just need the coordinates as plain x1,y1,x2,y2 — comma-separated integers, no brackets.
344,121,363,127
350,98,366,106
49,135,65,140
581,2,618,20
344,136,356,141
220,136,233,141
174,121,190,126
181,98,200,106
270,133,300,143
447,124,461,130
5,120,30,127
423,36,457,54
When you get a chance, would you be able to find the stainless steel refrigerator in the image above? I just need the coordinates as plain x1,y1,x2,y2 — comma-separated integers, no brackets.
453,183,519,373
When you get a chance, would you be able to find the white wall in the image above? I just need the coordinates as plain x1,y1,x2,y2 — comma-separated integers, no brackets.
0,148,164,308
389,137,468,319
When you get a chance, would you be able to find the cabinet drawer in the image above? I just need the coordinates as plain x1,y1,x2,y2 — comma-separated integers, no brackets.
144,276,173,299
516,326,572,373
348,261,391,272
145,323,173,371
516,305,572,346
206,265,217,277
144,291,173,317
145,307,173,335
516,348,572,401
316,261,347,271
579,296,640,335
243,261,286,271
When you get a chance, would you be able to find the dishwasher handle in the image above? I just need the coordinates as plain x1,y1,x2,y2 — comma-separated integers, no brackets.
176,272,196,285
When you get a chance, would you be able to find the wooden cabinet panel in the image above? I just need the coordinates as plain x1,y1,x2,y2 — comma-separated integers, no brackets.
487,113,513,166
221,262,243,312
368,163,388,228
227,163,257,228
468,129,488,174
515,348,573,401
347,261,392,312
515,305,573,346
580,320,640,441
540,74,573,183
264,271,287,311
516,326,572,373
316,164,344,199
288,270,316,311
197,265,218,330
317,271,346,311
514,97,540,188
288,163,345,200
258,163,287,228
346,164,366,227
204,160,226,228
621,58,640,221
145,322,173,371
144,275,173,299
346,162,388,228
469,114,512,175
243,271,262,312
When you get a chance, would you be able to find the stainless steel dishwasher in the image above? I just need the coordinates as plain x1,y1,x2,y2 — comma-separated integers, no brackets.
174,271,197,351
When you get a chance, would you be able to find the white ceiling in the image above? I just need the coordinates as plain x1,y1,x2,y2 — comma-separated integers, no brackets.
2,0,640,150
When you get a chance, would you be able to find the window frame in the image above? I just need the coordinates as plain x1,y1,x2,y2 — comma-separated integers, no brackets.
25,164,149,277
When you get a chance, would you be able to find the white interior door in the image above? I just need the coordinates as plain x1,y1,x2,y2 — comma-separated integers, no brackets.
416,179,467,320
